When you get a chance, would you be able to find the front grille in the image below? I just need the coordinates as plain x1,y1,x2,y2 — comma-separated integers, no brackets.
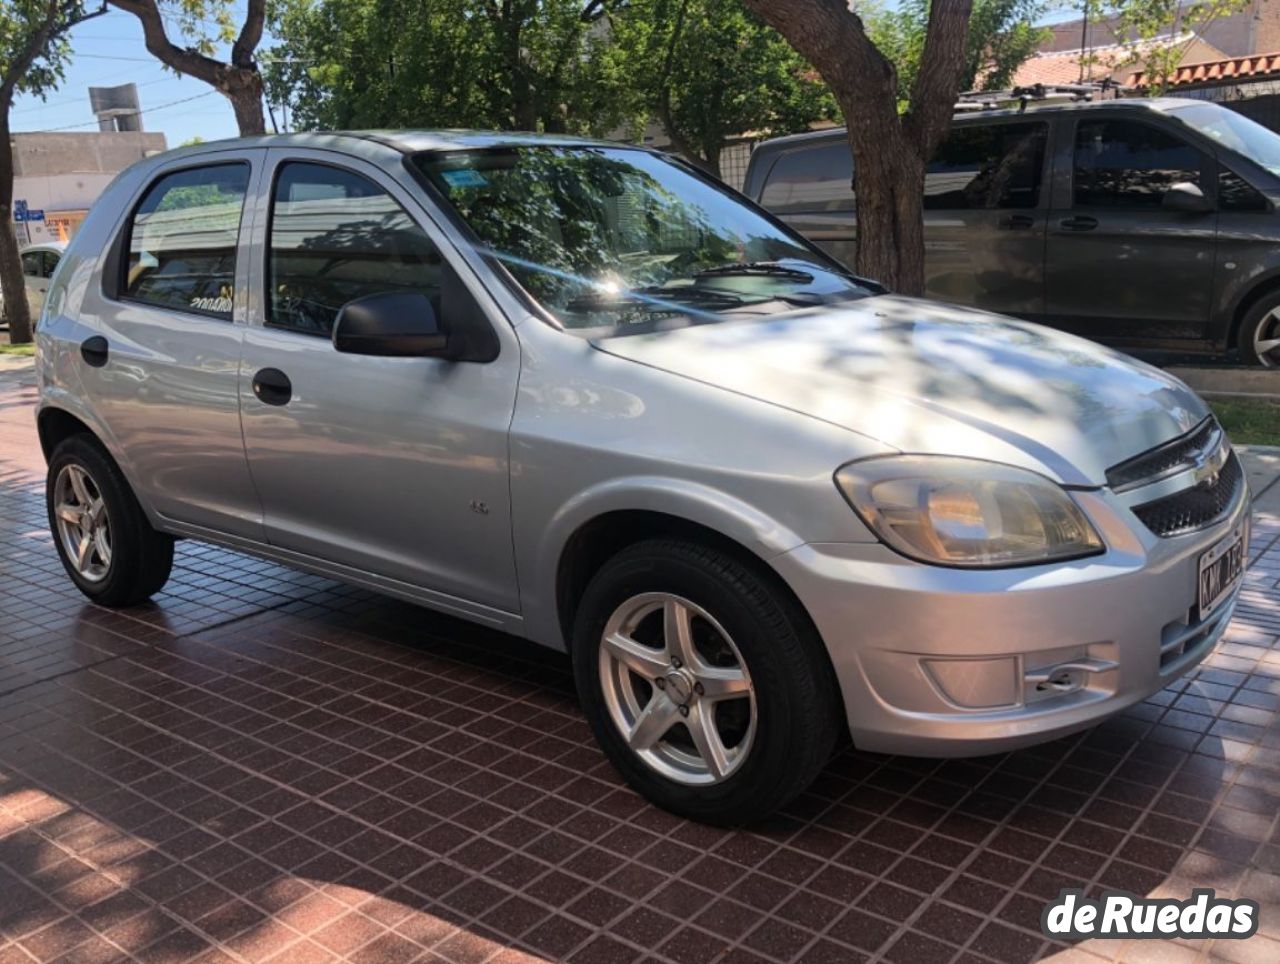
1131,450,1243,537
1105,417,1219,492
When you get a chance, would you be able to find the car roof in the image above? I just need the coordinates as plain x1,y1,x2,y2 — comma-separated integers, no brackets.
20,241,66,254
159,129,632,161
754,97,1199,153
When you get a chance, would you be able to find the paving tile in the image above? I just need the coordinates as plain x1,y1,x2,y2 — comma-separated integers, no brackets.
2,366,1280,963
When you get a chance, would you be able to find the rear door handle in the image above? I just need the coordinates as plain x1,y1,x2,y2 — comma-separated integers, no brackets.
252,368,292,406
1058,215,1099,232
998,214,1035,230
80,336,109,368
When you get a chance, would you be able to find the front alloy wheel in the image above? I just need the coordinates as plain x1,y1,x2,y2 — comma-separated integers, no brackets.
599,593,756,785
573,538,842,825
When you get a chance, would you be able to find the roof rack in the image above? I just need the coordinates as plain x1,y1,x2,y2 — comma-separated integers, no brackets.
955,79,1116,113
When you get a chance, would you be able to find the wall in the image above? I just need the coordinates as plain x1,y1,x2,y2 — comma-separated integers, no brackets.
10,131,166,247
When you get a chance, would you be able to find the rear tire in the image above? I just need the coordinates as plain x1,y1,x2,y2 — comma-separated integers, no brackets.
46,434,174,606
1238,294,1280,367
572,537,841,825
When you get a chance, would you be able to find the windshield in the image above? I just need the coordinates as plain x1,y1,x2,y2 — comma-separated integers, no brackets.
1173,103,1280,177
414,146,871,334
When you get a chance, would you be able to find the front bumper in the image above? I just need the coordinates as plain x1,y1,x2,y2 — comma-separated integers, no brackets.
773,484,1250,757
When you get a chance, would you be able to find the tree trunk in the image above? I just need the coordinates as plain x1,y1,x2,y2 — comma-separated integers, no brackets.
845,116,926,293
108,0,268,137
0,111,32,345
702,143,722,180
742,0,971,295
226,70,267,136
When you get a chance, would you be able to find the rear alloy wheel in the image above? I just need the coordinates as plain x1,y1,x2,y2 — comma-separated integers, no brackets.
46,435,174,606
1239,298,1280,367
573,538,841,824
52,463,113,583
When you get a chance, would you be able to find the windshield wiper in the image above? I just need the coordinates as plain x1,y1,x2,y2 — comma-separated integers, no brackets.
566,285,746,314
694,261,815,283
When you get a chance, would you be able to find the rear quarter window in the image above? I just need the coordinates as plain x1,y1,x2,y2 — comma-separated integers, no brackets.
758,141,854,214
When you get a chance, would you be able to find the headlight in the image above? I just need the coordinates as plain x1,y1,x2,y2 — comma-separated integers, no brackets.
834,456,1103,568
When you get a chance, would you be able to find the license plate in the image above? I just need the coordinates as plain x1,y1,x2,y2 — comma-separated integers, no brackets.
1197,521,1247,621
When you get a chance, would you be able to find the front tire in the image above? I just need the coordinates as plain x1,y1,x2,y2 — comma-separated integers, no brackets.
572,538,841,825
1238,295,1280,367
46,435,174,606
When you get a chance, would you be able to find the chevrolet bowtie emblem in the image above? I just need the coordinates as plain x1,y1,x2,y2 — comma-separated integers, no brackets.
1193,439,1228,489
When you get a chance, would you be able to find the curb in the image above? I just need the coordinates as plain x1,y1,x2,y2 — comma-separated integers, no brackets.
1168,366,1280,399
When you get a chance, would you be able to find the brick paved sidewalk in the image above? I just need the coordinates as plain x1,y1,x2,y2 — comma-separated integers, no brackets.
1,362,1279,964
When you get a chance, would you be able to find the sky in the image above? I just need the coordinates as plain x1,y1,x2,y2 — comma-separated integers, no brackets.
11,3,275,148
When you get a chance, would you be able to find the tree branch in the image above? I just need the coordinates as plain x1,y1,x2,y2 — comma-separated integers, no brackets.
106,0,227,84
903,0,973,155
742,0,893,106
232,0,266,69
2,0,108,103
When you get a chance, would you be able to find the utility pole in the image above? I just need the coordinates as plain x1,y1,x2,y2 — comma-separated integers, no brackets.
1078,0,1090,82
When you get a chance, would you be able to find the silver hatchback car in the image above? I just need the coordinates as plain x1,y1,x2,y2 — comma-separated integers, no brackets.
35,132,1249,823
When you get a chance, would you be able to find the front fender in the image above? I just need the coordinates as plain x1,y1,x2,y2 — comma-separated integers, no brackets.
521,474,810,651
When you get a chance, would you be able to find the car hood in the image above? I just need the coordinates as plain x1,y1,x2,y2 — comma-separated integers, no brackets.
593,295,1210,486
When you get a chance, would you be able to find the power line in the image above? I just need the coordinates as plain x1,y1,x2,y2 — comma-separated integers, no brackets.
72,53,155,62
34,89,220,132
12,70,169,115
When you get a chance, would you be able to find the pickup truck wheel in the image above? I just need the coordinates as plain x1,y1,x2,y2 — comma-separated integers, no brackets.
572,538,841,825
1239,296,1280,367
47,435,174,606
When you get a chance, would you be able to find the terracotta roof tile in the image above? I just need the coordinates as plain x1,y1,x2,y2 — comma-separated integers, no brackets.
1132,50,1280,87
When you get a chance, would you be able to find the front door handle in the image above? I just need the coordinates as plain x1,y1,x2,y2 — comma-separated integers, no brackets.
252,368,292,406
80,336,109,368
998,214,1035,230
1059,215,1099,232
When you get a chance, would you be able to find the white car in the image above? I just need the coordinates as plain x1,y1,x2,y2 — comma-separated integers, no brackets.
2,241,66,324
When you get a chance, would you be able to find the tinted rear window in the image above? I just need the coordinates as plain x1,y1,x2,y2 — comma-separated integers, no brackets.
925,122,1048,210
758,141,853,213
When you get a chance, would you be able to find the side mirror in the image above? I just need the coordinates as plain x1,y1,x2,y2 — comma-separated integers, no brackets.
1163,181,1213,214
332,291,452,358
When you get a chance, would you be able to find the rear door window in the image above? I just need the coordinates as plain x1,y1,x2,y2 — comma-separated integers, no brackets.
123,163,249,319
925,122,1048,210
758,141,854,213
1073,120,1206,208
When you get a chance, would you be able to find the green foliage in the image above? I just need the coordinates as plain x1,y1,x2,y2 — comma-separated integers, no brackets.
866,0,1050,105
265,0,629,134
160,0,236,55
264,0,836,174
607,0,839,172
0,0,87,102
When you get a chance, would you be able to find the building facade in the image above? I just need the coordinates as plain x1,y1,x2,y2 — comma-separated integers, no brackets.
10,130,166,247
